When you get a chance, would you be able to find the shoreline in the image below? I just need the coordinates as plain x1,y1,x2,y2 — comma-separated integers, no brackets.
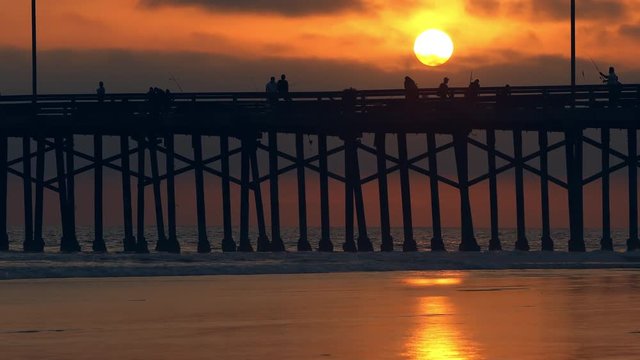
1,251,640,280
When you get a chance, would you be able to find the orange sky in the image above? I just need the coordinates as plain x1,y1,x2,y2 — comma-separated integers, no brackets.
2,0,640,94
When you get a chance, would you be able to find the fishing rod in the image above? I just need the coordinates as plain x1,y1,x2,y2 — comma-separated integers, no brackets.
589,57,605,81
169,73,184,93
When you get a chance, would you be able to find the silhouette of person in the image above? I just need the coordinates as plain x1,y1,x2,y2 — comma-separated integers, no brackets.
277,74,291,101
404,76,419,102
466,79,480,100
342,87,357,114
96,81,106,102
437,77,452,99
266,76,278,105
600,66,621,106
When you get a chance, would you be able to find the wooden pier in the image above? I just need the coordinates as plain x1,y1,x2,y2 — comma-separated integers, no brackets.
0,84,639,253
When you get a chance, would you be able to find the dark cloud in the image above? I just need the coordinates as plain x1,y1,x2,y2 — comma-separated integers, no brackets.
465,0,628,21
619,24,640,37
139,0,365,16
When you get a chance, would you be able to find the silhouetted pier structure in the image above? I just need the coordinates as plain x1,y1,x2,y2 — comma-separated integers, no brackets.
1,84,639,253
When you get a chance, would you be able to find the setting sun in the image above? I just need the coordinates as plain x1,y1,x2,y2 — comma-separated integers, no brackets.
414,29,454,67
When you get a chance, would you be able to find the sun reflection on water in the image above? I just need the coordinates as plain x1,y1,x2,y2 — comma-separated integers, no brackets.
404,277,481,360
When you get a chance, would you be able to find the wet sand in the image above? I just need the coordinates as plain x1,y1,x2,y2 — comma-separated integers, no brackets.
1,269,640,359
0,251,640,280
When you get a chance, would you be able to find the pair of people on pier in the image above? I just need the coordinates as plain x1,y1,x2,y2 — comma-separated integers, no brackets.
265,74,291,103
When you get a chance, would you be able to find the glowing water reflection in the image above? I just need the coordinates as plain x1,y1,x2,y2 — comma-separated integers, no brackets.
405,273,481,360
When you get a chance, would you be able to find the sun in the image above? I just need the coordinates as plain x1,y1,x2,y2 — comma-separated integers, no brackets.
414,29,454,67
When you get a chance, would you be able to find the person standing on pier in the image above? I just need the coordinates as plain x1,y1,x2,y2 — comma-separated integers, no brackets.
600,66,621,106
404,76,419,102
96,81,106,102
465,79,480,101
437,77,452,99
277,74,291,101
266,76,278,105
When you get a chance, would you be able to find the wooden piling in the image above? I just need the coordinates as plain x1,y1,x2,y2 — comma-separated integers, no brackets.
342,138,357,252
22,136,34,252
375,133,393,252
628,128,639,251
54,137,70,252
454,132,480,251
486,130,502,251
296,133,312,251
566,129,585,252
352,141,373,252
398,133,417,252
164,134,181,253
238,136,254,252
427,133,445,251
318,134,333,252
33,138,45,252
600,128,612,251
149,137,167,251
0,135,8,251
64,136,80,252
513,130,530,251
136,137,149,253
120,136,136,252
192,134,211,253
250,142,270,252
269,131,285,251
220,135,236,252
93,134,107,252
539,130,554,251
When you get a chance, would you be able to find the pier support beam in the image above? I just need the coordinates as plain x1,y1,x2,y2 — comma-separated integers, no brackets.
352,140,372,252
0,135,8,251
54,137,70,251
269,131,285,252
600,128,612,250
135,137,149,253
427,133,445,251
238,136,254,252
539,131,554,251
342,137,357,252
220,136,236,252
454,132,480,251
318,134,333,252
22,136,34,252
296,133,312,251
32,137,45,252
164,134,181,253
61,136,80,253
627,128,640,251
149,138,167,251
375,133,393,252
93,134,107,252
398,133,417,252
250,143,271,252
486,130,502,251
120,136,136,251
514,130,530,251
192,134,211,253
565,129,585,252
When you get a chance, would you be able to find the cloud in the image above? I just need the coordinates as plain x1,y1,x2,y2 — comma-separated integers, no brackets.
465,0,629,21
619,24,640,37
138,0,366,16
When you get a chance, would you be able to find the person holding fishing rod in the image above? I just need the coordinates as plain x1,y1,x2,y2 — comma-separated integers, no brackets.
593,60,622,107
